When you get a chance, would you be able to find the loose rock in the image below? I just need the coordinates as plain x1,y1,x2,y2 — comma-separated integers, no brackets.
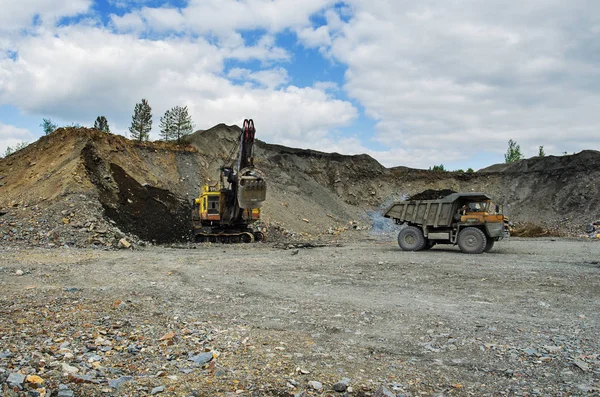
308,380,323,391
333,378,351,392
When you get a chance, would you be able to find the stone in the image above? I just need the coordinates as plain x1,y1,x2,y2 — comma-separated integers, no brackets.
373,385,397,397
25,375,44,386
543,345,562,353
333,377,351,392
61,363,79,374
119,238,131,249
109,375,133,390
159,331,176,341
57,389,75,397
573,359,590,371
308,381,323,391
15,269,23,276
189,352,213,365
69,374,100,384
151,386,165,395
523,347,537,356
7,372,26,389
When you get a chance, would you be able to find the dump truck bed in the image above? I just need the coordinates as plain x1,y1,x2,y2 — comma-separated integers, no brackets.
383,193,491,228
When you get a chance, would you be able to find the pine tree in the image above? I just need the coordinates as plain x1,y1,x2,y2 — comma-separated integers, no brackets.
538,145,545,157
40,119,57,135
94,116,110,133
159,108,175,141
504,139,523,163
129,99,152,141
171,106,194,142
160,106,194,142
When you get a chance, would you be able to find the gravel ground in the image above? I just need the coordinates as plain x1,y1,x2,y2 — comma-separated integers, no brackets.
1,237,599,396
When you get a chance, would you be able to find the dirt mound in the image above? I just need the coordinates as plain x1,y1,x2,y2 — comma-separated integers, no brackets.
480,150,600,173
510,222,564,237
1,126,599,247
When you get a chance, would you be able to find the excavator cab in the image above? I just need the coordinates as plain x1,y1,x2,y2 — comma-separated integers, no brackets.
195,181,221,223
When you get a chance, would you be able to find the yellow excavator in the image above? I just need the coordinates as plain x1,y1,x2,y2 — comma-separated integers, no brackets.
192,119,267,243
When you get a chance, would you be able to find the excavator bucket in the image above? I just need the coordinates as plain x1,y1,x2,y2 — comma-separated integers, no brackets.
237,167,266,209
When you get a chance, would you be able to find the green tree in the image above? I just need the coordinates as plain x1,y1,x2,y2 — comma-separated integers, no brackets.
3,141,29,157
431,164,445,171
160,106,194,142
538,145,545,157
159,108,175,141
40,119,57,135
94,116,110,133
466,168,474,173
504,139,523,163
129,99,152,141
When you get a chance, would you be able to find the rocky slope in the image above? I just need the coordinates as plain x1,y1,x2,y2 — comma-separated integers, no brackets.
0,125,598,247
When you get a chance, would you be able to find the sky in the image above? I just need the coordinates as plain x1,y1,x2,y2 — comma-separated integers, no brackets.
0,0,599,170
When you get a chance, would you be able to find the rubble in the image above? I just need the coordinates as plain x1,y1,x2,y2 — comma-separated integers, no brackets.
584,220,600,238
1,239,600,395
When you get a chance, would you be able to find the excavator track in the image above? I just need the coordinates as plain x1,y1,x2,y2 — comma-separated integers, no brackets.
194,231,265,244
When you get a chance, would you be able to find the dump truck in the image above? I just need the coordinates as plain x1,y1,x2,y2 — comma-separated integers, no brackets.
383,192,510,254
191,119,267,243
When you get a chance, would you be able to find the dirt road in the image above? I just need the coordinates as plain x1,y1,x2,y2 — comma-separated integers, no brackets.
1,237,599,396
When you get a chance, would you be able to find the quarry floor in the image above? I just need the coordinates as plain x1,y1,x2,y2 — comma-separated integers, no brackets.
1,237,599,396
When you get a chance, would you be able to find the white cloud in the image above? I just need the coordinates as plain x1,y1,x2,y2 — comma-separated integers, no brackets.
111,0,338,38
110,12,145,33
0,24,357,150
314,0,600,167
228,67,289,89
0,123,35,157
0,0,91,32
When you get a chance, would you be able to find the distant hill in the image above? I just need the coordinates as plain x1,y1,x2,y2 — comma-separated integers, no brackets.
1,126,598,247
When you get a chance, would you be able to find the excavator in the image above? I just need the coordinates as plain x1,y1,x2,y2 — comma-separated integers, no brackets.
192,119,267,243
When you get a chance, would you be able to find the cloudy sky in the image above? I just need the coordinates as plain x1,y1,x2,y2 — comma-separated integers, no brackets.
0,0,598,170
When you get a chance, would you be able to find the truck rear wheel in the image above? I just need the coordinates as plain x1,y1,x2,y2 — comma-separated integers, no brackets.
483,239,495,252
422,239,436,250
398,226,426,251
458,227,487,254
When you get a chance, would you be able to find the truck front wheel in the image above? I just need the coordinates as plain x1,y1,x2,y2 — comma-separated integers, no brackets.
458,227,487,254
398,226,426,251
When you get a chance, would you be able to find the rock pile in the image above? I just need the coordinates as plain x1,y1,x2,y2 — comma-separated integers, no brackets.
0,195,140,249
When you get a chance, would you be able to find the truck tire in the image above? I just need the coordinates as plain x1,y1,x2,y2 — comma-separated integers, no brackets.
483,239,495,252
458,227,487,254
422,239,435,250
398,226,426,251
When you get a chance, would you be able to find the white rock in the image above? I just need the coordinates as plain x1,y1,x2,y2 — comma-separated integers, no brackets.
61,363,79,374
308,381,323,391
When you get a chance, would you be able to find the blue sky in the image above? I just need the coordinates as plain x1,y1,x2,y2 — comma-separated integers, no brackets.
1,0,599,170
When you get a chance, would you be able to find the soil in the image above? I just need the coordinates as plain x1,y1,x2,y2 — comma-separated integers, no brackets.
407,189,457,201
1,237,599,396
